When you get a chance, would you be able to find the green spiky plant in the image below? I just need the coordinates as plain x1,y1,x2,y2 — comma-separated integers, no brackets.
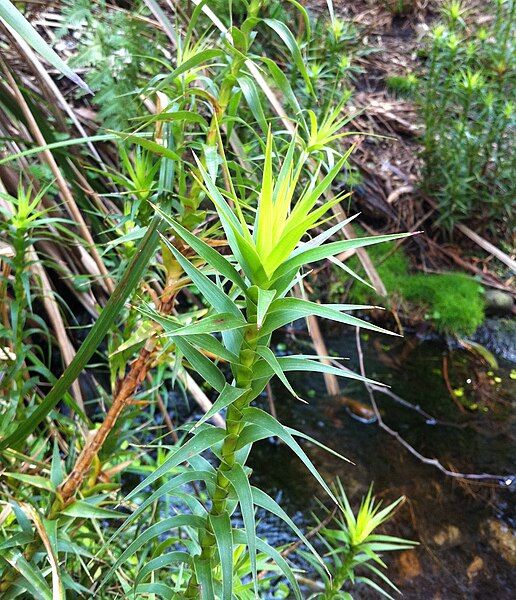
0,1,414,596
420,0,515,234
93,130,412,598
302,481,417,600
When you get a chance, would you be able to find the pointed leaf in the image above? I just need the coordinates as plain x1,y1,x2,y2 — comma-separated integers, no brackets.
153,209,246,290
160,235,242,318
271,232,414,284
225,464,258,594
255,346,303,401
241,408,338,505
125,427,226,501
100,515,205,588
163,313,247,337
251,487,325,572
61,501,123,520
260,298,397,338
135,552,190,587
256,288,276,329
233,530,302,600
210,512,233,600
194,384,246,430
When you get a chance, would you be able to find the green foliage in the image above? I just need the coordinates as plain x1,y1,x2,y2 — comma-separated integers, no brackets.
385,73,418,96
120,129,410,598
0,184,74,435
419,0,515,234
302,481,417,599
0,1,413,597
59,0,166,129
346,244,485,336
382,0,418,15
399,272,484,336
291,14,363,109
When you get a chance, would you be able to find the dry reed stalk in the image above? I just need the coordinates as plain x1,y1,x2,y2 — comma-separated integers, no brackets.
0,59,114,294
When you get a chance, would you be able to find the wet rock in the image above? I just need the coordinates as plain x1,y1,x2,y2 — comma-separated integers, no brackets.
467,555,484,581
396,549,422,581
484,290,514,316
473,318,516,362
337,396,377,423
433,524,461,547
484,519,516,565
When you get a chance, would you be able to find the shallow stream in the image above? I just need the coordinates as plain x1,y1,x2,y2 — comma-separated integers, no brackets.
248,327,515,598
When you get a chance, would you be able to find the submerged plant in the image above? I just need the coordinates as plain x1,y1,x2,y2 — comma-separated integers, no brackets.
96,131,411,598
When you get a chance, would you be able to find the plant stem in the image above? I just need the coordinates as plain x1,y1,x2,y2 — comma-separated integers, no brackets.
184,310,259,597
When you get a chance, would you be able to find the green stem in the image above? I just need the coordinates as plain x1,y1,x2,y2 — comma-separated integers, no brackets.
185,310,259,597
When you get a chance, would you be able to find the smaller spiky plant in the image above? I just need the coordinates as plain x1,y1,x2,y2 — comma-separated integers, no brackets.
301,480,418,600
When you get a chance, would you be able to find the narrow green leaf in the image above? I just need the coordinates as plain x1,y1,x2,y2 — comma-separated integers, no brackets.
255,288,276,329
225,464,258,595
161,313,247,337
251,487,325,572
153,209,246,290
160,235,243,318
193,384,246,430
100,515,205,588
125,427,225,501
112,133,180,161
286,426,353,464
253,354,384,387
259,56,305,127
262,18,313,95
135,552,190,587
136,304,239,363
134,583,176,599
271,232,414,283
237,75,269,134
4,473,54,492
255,346,303,401
159,49,224,88
210,512,233,600
194,556,215,600
49,440,64,488
241,408,338,505
233,530,302,600
61,501,123,520
173,336,226,392
260,297,397,338
355,576,396,600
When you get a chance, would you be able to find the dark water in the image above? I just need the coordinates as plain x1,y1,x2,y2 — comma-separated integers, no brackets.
248,328,516,599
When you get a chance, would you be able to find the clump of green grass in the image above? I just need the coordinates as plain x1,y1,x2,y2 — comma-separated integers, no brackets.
382,0,418,16
386,73,419,96
346,245,485,336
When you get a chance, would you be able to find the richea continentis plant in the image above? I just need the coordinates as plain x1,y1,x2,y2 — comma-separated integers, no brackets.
93,129,413,598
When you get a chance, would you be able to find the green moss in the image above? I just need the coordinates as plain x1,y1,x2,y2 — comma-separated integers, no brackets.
346,244,484,336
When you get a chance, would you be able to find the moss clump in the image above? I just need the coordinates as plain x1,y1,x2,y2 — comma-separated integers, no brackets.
346,245,485,336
